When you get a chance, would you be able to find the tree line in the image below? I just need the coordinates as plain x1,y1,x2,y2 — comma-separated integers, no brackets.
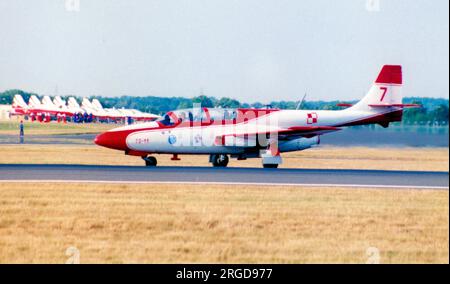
1,89,448,126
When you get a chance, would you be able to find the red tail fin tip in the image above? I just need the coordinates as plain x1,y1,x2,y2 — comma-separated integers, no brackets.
375,65,402,85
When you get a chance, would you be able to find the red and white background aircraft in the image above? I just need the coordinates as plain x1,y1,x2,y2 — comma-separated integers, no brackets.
95,65,420,168
11,94,159,123
11,94,65,122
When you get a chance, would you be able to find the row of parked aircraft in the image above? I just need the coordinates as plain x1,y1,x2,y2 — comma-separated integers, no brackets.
11,94,160,123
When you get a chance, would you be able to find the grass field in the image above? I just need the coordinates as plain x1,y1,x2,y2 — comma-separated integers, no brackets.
0,182,447,264
0,121,113,135
0,144,448,171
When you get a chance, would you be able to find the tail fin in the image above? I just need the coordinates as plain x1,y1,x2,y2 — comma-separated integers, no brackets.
28,95,42,108
42,95,56,107
12,94,28,108
92,99,104,110
53,96,66,108
82,98,94,109
351,65,403,111
68,97,81,108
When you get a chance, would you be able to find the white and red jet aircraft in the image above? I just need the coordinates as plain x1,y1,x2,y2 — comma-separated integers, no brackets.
95,65,419,168
11,94,68,122
11,94,29,116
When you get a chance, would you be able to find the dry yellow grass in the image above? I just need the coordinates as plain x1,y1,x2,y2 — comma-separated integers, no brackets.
0,183,447,264
0,144,448,171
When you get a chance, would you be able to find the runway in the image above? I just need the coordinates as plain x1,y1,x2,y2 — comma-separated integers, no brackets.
0,164,448,189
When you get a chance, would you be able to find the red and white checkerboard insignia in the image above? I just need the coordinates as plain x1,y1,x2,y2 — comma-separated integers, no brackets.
307,112,318,124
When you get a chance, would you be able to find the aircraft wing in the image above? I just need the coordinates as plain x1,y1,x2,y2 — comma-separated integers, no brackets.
277,126,342,139
215,126,341,145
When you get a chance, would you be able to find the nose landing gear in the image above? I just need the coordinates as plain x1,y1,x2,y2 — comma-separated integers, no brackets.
142,156,157,167
210,154,229,167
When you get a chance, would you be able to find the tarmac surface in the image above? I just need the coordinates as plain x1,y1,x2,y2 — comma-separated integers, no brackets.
1,164,448,189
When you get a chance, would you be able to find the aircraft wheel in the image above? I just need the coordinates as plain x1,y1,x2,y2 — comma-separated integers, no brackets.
143,156,157,167
263,164,278,169
211,154,229,167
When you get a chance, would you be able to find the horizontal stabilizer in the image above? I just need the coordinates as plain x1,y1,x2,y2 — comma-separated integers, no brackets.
337,103,353,107
368,104,422,108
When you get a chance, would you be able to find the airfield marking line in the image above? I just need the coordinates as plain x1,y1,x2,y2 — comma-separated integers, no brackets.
0,180,448,190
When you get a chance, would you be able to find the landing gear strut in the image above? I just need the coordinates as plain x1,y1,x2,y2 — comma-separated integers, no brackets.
210,154,229,167
142,156,157,167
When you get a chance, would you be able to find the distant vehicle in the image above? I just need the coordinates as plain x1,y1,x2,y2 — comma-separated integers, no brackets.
95,65,421,168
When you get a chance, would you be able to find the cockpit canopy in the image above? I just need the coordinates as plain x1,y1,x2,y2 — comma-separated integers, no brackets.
157,107,278,127
158,108,235,126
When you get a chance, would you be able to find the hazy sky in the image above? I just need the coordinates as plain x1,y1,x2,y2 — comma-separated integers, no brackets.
0,0,448,103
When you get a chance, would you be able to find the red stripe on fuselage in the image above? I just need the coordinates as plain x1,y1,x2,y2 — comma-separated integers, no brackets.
336,110,403,127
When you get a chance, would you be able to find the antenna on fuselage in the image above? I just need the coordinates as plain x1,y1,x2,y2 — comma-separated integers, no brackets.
296,92,307,110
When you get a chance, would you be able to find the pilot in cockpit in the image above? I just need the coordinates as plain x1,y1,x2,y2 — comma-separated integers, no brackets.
162,114,170,124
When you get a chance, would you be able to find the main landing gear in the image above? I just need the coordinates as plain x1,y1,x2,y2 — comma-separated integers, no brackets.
210,154,229,167
142,155,157,167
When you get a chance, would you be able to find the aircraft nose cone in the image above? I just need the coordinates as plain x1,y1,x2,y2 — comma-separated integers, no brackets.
94,131,128,150
94,132,108,147
94,133,102,146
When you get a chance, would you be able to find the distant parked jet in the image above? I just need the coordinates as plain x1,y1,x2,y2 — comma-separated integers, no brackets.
11,94,29,116
89,98,159,122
